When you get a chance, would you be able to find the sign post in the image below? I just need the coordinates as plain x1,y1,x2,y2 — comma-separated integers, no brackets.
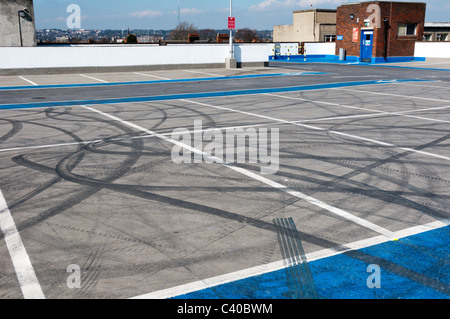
228,0,234,59
225,0,236,68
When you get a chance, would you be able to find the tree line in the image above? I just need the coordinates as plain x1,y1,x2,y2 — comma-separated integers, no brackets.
125,22,268,43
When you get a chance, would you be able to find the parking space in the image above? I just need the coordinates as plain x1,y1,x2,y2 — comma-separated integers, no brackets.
0,63,449,299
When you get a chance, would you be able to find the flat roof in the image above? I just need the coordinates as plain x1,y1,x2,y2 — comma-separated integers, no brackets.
341,1,426,5
425,22,450,27
293,9,337,13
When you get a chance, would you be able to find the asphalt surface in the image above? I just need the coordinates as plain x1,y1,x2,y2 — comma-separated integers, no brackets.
0,62,449,299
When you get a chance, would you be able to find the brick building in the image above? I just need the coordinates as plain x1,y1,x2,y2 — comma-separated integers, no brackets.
335,1,426,63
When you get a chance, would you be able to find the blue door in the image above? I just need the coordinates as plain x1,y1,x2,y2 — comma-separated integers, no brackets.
360,30,373,63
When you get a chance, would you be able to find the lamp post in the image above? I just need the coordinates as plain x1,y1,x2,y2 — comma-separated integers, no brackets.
18,9,33,47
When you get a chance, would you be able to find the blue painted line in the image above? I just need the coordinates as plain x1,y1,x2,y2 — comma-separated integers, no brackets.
0,79,431,111
367,64,450,72
173,226,449,299
272,57,450,72
0,72,329,91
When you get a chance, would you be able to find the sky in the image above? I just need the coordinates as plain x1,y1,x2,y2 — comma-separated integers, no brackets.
34,0,450,30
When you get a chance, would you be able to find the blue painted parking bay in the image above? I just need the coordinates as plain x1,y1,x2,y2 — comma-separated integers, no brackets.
174,226,449,299
0,79,430,110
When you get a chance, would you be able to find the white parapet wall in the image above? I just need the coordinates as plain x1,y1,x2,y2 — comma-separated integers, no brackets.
304,42,336,56
0,43,273,74
415,42,450,59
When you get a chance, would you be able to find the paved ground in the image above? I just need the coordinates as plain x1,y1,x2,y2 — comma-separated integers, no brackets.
0,61,449,299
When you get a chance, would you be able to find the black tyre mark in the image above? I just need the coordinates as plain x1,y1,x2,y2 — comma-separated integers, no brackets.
0,119,22,144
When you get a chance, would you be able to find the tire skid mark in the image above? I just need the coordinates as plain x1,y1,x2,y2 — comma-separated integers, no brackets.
0,119,22,144
277,134,450,220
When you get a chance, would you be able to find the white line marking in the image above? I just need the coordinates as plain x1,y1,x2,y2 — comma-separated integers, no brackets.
79,74,108,83
133,72,171,80
0,190,45,299
265,93,450,124
394,82,449,90
333,87,450,104
0,121,282,154
0,140,100,153
182,70,225,77
3,105,446,155
399,61,450,66
185,99,450,162
332,75,384,79
0,80,393,109
81,105,394,239
131,218,449,299
18,76,38,86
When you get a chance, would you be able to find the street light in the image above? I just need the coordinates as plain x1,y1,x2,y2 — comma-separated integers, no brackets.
18,9,33,47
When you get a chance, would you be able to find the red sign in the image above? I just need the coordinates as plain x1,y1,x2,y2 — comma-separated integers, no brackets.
352,27,359,42
228,17,235,30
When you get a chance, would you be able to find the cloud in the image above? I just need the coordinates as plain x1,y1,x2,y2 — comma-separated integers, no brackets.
250,0,342,11
131,8,203,19
180,8,204,15
130,10,164,18
250,0,292,11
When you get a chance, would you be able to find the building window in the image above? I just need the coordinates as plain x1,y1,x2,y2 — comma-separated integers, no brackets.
398,23,418,36
324,35,336,42
423,34,432,41
437,34,448,41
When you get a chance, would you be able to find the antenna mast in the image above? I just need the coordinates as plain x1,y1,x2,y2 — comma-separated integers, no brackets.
178,0,181,25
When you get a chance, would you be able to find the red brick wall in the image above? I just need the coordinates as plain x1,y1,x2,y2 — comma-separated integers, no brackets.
335,1,426,59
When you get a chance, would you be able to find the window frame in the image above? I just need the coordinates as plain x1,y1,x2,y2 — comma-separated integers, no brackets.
397,23,418,36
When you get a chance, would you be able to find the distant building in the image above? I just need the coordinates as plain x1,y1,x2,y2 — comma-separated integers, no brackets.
56,36,69,44
0,0,36,47
273,9,337,43
423,23,450,42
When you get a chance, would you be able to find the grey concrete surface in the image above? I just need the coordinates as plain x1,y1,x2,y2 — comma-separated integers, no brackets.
0,63,449,299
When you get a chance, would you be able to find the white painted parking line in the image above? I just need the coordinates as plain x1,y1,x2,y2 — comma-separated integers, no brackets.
401,61,450,66
18,76,38,86
183,70,225,77
333,87,450,103
131,218,449,299
0,122,281,154
265,93,450,124
183,99,450,162
79,74,109,83
133,72,171,80
394,82,449,89
82,104,396,240
0,190,45,299
332,75,384,79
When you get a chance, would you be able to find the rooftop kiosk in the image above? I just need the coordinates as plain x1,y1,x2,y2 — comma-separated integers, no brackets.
335,1,426,63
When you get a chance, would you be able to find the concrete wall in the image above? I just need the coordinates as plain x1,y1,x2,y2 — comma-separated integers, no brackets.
305,42,336,55
272,41,450,61
273,25,296,43
273,9,336,43
0,43,273,74
0,0,36,47
415,42,450,59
